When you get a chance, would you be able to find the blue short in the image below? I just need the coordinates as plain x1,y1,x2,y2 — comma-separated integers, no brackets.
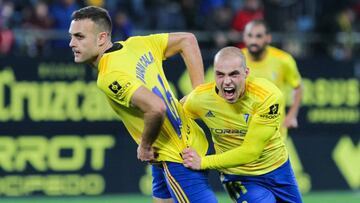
152,162,218,203
222,159,302,203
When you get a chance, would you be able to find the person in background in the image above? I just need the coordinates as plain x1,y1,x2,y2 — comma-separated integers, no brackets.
51,0,80,48
232,0,263,45
242,19,310,193
242,19,303,140
111,9,132,41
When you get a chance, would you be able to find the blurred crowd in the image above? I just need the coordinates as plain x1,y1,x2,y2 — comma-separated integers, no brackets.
1,0,360,60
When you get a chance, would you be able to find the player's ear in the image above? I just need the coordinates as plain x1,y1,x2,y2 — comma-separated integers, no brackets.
98,31,109,46
245,67,250,76
266,33,272,44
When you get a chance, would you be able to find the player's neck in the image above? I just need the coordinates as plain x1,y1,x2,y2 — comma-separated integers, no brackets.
251,48,267,61
92,40,113,69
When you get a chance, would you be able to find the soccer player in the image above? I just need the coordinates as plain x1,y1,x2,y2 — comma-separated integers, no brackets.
242,20,310,193
242,19,303,138
182,47,302,203
68,6,217,203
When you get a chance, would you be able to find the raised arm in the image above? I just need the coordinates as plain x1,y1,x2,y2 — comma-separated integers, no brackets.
165,32,204,88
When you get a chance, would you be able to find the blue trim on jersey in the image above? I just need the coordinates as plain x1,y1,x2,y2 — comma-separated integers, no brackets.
152,162,218,203
222,159,303,203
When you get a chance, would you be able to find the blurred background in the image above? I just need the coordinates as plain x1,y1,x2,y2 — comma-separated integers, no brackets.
0,0,359,202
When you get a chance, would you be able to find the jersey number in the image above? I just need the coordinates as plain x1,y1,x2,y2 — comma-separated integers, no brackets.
152,75,182,137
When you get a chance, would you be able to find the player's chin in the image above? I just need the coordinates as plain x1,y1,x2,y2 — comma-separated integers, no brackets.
226,98,237,103
222,92,237,103
74,57,84,63
223,95,235,103
249,49,260,55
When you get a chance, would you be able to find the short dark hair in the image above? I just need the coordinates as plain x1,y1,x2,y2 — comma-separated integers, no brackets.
71,6,112,34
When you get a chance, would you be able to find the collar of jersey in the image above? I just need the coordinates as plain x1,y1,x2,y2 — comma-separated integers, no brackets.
104,42,123,53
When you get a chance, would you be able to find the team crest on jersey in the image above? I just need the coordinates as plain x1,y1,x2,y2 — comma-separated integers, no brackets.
260,104,280,119
272,72,278,80
108,81,121,94
243,113,250,124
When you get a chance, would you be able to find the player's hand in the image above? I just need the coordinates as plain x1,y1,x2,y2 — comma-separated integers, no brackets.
182,147,201,170
137,144,158,162
283,115,298,129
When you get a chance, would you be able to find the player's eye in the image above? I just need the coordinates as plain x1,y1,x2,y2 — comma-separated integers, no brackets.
216,71,224,76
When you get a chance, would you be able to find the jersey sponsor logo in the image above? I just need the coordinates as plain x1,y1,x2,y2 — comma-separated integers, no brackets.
186,124,190,134
210,128,247,136
205,110,215,117
108,81,121,94
109,81,131,98
260,104,280,119
269,104,279,114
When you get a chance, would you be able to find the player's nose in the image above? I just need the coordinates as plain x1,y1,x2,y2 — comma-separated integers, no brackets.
69,37,76,47
224,76,231,84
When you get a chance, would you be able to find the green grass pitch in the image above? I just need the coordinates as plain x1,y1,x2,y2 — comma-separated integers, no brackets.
1,192,359,203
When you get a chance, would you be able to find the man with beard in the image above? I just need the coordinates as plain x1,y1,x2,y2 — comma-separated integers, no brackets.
242,20,309,193
242,19,303,140
182,46,302,203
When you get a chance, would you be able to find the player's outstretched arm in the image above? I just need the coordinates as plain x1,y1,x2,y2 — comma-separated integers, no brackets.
181,124,274,171
165,32,204,88
131,86,166,162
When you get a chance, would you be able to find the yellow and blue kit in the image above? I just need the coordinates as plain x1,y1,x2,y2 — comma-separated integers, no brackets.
242,46,302,137
97,33,217,203
184,77,302,202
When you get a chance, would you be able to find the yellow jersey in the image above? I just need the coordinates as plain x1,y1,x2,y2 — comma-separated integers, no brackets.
242,46,301,93
97,33,208,163
184,77,288,175
242,46,302,136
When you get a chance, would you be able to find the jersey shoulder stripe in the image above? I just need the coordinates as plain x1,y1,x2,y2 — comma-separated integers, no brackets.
193,83,214,95
247,81,270,100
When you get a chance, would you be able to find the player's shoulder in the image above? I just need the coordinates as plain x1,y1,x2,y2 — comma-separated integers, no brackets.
246,77,282,100
98,52,124,77
241,47,249,55
192,82,215,95
126,33,168,43
268,46,294,61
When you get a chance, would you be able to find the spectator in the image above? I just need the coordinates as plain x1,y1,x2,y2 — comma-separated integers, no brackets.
180,0,198,29
231,0,264,48
50,0,80,48
22,1,54,56
232,0,263,33
112,9,132,41
0,1,15,54
0,28,14,54
331,6,356,60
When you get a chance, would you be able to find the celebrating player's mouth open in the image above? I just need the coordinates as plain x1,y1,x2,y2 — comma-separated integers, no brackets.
214,52,249,103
